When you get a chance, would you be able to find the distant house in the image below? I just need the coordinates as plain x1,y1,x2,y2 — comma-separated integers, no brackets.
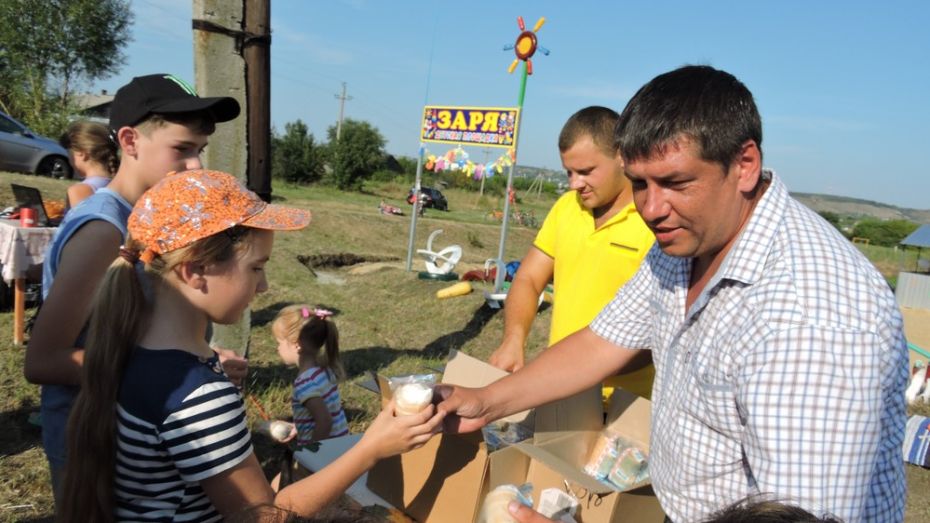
896,224,930,309
71,90,114,124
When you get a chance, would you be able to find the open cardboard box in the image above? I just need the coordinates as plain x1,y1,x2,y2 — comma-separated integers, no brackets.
489,390,665,522
366,350,536,522
366,351,663,522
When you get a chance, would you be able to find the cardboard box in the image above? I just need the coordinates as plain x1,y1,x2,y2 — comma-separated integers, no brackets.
488,391,665,523
367,351,536,522
365,350,664,522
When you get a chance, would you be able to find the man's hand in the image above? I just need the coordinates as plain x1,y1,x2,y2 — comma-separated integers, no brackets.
508,502,560,523
489,340,525,372
215,347,249,388
434,384,493,434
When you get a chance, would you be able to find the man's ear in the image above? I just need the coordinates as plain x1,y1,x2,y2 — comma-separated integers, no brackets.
175,261,207,291
117,126,139,157
733,139,762,193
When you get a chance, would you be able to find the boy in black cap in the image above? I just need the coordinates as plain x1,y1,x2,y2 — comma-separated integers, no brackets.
24,73,241,511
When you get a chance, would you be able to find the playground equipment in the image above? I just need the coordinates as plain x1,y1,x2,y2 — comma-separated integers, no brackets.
417,229,462,276
437,281,473,299
483,257,551,309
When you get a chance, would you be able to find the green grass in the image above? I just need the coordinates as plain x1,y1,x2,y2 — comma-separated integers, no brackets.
0,170,551,521
1,170,928,521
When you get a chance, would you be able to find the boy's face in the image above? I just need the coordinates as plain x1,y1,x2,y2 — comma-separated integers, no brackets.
131,121,209,186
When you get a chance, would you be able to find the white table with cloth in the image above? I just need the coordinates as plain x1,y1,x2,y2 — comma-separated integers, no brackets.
0,219,55,345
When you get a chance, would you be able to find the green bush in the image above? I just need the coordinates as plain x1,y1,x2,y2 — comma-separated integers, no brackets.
850,218,919,247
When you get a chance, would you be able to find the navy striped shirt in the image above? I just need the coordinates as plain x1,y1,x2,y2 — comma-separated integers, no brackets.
115,348,252,522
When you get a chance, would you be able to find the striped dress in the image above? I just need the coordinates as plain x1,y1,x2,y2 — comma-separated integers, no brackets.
292,366,349,445
115,348,252,522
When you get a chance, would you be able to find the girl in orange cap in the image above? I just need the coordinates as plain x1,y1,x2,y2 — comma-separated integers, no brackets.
61,169,444,521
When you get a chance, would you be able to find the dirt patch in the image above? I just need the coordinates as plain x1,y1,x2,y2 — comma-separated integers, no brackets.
296,253,399,270
347,261,405,275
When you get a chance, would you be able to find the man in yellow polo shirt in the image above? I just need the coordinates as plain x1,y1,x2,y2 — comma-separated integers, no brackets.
489,106,655,398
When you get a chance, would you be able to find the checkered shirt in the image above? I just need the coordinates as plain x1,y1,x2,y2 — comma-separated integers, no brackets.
591,174,908,522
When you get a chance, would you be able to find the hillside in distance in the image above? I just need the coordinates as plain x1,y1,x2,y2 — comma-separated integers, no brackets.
792,192,930,223
514,164,929,223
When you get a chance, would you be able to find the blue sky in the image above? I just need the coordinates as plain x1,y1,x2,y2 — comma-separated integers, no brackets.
97,0,929,209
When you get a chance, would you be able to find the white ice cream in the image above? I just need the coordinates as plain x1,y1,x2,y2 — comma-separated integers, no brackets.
394,382,434,416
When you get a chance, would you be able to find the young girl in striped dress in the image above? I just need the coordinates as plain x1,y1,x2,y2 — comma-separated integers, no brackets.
273,305,349,446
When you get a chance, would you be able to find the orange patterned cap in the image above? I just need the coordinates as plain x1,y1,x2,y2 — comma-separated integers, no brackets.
129,169,310,263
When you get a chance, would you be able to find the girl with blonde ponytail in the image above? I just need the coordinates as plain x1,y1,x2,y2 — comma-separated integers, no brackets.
272,305,348,445
60,170,444,522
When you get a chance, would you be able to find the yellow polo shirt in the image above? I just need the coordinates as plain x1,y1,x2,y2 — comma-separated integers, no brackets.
534,191,655,398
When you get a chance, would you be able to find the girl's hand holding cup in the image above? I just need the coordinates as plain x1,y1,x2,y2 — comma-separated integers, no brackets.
359,399,444,461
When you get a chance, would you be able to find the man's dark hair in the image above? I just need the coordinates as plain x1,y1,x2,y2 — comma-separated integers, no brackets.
615,65,762,169
559,106,620,156
703,498,843,523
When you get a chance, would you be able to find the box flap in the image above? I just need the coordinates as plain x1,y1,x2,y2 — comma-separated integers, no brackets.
605,389,651,450
442,350,533,425
533,386,604,442
513,441,612,495
355,372,380,395
442,350,509,387
488,444,531,489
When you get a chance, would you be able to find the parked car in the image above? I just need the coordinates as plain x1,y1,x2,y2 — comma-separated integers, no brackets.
0,110,72,178
406,186,448,211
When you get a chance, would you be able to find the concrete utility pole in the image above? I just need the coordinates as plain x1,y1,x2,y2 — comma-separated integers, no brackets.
192,0,271,356
192,0,247,180
334,82,352,140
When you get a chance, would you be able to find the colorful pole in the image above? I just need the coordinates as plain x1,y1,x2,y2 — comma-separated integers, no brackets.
494,61,529,293
493,15,547,293
405,145,425,271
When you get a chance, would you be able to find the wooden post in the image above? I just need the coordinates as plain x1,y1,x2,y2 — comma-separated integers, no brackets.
13,277,25,345
244,0,272,202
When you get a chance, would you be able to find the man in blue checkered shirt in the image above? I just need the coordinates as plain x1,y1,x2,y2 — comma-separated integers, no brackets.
438,65,907,522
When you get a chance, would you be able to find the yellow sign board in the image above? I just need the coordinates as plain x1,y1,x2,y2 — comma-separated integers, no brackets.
420,105,519,148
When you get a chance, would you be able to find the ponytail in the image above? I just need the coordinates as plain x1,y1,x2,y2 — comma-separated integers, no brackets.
298,316,345,381
60,255,148,522
59,120,119,176
59,228,253,521
322,319,344,381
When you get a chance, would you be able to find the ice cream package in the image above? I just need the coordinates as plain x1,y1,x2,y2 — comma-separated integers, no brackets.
388,373,437,416
583,429,649,490
477,483,534,523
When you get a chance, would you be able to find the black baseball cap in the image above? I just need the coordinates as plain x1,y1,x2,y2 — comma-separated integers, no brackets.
108,73,240,133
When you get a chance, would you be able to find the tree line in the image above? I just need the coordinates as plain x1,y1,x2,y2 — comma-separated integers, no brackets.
0,0,131,137
273,117,560,197
818,211,918,247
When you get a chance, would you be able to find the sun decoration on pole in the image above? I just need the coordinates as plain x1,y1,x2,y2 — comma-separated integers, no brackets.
504,16,549,75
